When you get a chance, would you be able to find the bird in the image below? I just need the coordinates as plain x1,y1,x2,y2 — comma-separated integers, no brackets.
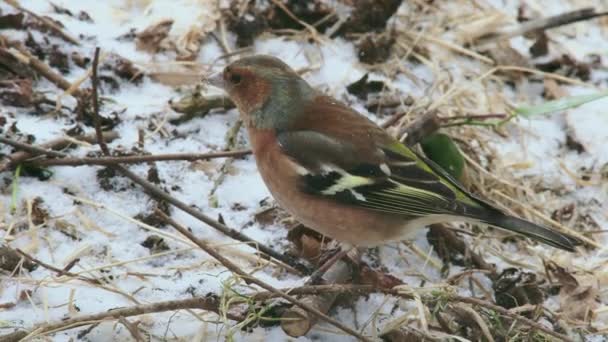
208,54,581,252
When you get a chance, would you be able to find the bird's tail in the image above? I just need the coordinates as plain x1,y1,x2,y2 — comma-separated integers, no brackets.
479,214,582,252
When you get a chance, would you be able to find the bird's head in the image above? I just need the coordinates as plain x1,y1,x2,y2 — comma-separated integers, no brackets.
209,55,314,129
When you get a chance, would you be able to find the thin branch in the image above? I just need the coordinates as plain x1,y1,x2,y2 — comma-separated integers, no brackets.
0,296,228,342
0,132,119,171
28,150,252,167
11,44,84,97
91,47,108,156
154,210,373,342
479,7,608,44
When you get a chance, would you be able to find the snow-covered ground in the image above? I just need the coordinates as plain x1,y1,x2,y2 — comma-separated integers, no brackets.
1,0,607,341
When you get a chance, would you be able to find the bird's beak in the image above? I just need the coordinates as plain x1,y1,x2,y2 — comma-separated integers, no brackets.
205,73,225,89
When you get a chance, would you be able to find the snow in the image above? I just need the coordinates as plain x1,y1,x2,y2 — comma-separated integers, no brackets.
1,0,607,341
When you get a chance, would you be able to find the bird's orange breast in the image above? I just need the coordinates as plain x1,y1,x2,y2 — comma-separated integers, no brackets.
246,126,410,246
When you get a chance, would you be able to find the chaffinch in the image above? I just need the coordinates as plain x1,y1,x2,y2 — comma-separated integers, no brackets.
211,55,581,252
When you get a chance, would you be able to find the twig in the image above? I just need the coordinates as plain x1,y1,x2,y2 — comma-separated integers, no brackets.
0,132,119,171
16,249,100,285
478,8,608,44
117,317,145,342
28,150,252,167
155,210,372,342
91,48,108,155
0,296,228,342
11,44,84,97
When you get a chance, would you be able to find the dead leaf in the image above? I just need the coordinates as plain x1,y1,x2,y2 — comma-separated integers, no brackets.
0,78,33,107
456,11,510,44
357,33,395,64
543,78,567,100
358,263,404,289
492,268,545,309
287,225,326,262
0,246,37,272
529,31,549,57
141,235,170,254
346,73,386,100
547,262,598,321
176,27,203,61
0,13,25,30
136,19,174,53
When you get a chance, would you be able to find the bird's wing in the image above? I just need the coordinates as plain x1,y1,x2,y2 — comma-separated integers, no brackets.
279,95,489,218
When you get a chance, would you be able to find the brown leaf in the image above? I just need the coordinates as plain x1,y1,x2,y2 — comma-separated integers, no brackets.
0,78,33,107
136,19,174,53
287,225,326,262
529,31,549,57
357,33,395,64
335,0,403,36
0,13,25,30
176,28,203,61
547,262,598,321
543,78,567,100
358,263,403,289
0,246,37,272
31,197,49,225
141,235,170,254
492,268,545,309
346,73,386,100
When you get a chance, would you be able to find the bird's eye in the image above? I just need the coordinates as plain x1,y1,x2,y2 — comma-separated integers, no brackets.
229,73,242,85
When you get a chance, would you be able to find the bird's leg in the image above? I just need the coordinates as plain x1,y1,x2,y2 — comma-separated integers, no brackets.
308,243,358,285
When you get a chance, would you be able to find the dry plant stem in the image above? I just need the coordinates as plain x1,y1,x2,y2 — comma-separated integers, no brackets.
118,317,145,342
281,257,353,337
30,150,252,167
91,48,107,155
479,8,608,44
155,210,372,342
15,249,100,285
12,44,84,97
6,0,81,45
0,296,227,342
0,131,119,171
85,48,309,275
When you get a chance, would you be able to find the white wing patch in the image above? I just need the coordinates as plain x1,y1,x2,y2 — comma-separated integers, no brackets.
321,172,374,195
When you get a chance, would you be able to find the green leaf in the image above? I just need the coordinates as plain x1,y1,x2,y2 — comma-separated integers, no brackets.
421,133,465,180
514,89,608,118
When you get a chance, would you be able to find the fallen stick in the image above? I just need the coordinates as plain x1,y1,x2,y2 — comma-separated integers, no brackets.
477,7,608,45
0,131,119,172
10,44,85,97
28,149,252,167
0,295,230,342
